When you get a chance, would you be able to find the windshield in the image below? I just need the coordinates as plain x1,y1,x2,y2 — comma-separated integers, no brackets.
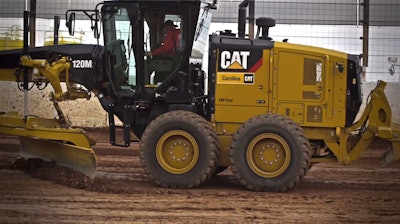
103,4,187,93
103,6,136,94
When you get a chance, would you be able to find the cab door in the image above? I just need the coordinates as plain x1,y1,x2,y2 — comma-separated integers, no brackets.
102,5,137,96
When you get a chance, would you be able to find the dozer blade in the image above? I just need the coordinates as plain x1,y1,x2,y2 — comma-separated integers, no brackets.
20,137,97,179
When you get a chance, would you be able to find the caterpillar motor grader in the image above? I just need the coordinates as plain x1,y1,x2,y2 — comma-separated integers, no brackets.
0,0,399,192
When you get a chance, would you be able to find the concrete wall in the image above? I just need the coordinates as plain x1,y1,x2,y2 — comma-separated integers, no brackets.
0,81,399,127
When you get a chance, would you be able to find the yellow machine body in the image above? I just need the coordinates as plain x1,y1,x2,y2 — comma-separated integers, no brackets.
211,41,400,167
214,42,348,127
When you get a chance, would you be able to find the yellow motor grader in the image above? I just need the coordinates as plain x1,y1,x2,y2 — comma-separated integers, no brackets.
0,0,399,192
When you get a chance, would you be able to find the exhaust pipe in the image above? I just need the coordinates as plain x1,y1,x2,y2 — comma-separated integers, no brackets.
238,0,255,38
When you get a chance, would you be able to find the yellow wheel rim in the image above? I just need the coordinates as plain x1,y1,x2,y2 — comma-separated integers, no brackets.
156,130,199,174
246,133,291,178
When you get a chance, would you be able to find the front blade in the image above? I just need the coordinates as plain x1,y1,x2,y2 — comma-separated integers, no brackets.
20,137,97,179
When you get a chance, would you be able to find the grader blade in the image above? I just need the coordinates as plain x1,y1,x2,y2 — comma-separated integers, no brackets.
0,113,97,179
20,137,97,179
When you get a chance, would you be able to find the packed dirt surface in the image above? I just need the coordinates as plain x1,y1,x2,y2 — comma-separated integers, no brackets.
1,129,400,223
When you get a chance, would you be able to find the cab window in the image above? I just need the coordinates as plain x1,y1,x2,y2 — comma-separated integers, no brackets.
143,12,184,85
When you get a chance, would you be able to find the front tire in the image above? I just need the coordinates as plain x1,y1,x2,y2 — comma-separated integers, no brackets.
140,110,219,188
230,114,311,192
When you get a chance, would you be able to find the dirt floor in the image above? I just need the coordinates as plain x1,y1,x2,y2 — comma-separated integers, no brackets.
0,129,400,223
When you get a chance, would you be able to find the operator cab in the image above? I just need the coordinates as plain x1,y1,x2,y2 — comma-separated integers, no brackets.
100,0,207,102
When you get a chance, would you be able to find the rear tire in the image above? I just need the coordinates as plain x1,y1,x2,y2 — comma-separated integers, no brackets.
230,114,311,192
140,110,219,188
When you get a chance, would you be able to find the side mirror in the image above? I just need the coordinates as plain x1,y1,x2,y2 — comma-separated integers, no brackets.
92,21,100,39
66,12,76,36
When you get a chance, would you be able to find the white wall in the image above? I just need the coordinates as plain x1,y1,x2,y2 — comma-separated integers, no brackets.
0,81,108,127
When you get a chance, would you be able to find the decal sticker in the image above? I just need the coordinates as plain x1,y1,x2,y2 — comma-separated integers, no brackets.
72,60,93,69
217,73,254,84
218,49,263,72
220,51,250,70
244,74,254,83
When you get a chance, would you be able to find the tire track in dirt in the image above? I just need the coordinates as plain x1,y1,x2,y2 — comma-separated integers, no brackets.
1,132,400,223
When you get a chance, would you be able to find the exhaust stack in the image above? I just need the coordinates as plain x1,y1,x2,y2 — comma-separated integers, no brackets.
238,0,255,38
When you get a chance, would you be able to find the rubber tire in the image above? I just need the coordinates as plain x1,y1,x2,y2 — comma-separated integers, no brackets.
140,110,219,188
230,114,311,192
